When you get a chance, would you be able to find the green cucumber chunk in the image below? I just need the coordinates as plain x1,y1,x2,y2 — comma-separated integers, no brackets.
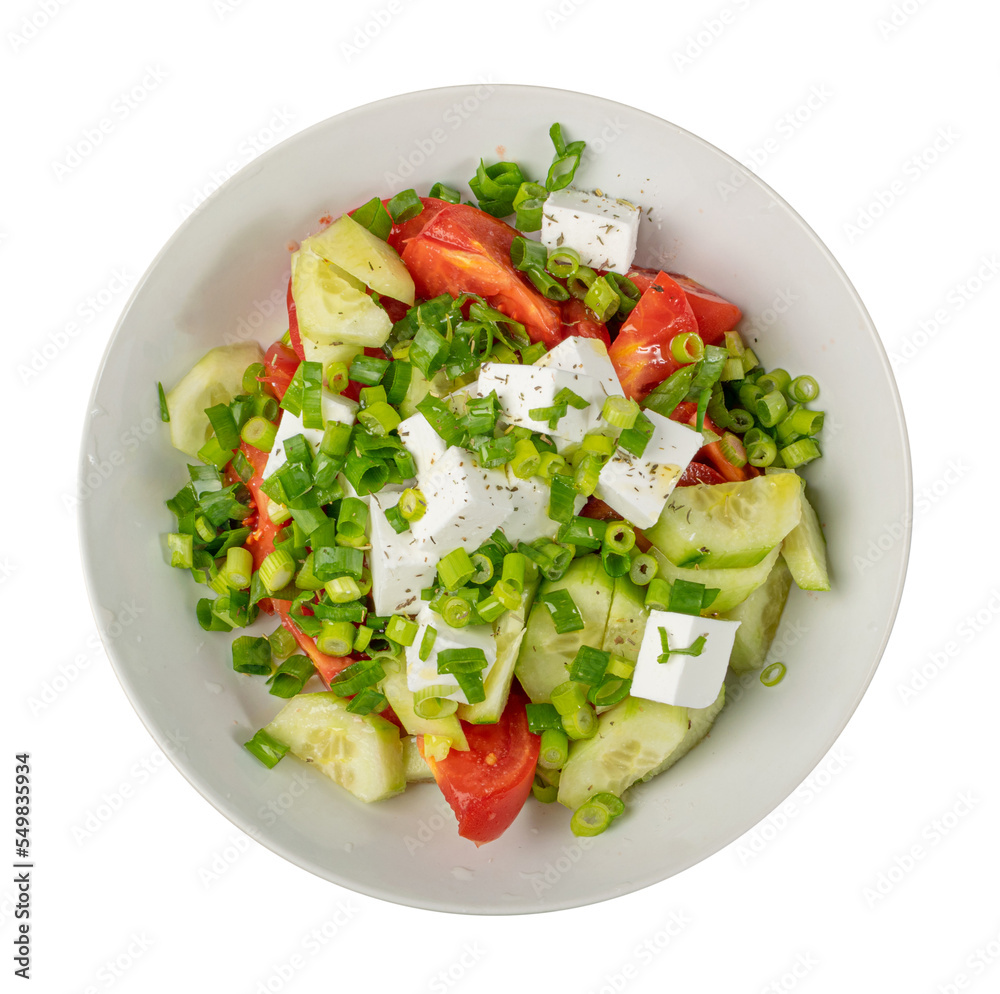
652,545,782,613
723,556,793,672
402,735,434,782
165,342,264,457
639,686,726,782
645,473,802,568
459,576,540,724
379,660,469,751
515,554,615,704
781,489,831,591
600,573,648,663
264,692,404,803
557,695,689,809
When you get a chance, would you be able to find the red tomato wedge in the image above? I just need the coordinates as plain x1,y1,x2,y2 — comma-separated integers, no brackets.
677,461,728,487
625,266,742,340
609,271,701,401
261,342,299,401
275,606,354,685
560,298,611,348
419,686,539,846
669,401,759,482
398,202,566,348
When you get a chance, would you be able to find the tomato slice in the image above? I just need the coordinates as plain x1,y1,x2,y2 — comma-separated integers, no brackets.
677,461,727,486
275,605,354,685
669,401,759,482
386,196,452,255
625,266,742,340
261,341,299,401
559,298,611,348
419,685,539,846
400,203,564,347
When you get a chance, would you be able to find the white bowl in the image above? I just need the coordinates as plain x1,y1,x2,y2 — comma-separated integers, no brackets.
80,85,910,914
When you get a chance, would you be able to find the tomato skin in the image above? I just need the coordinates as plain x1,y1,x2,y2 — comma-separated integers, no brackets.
275,606,354,685
609,271,699,401
625,266,742,340
399,203,564,348
560,298,611,348
669,401,759,482
286,278,305,361
261,342,299,401
677,461,728,486
386,197,452,255
419,686,539,846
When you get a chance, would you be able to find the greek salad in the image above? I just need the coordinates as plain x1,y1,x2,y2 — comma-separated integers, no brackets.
159,123,830,845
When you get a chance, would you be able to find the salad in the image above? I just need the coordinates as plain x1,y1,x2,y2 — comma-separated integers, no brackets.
159,123,829,845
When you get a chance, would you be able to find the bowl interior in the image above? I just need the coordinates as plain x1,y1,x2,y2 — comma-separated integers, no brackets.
80,85,909,914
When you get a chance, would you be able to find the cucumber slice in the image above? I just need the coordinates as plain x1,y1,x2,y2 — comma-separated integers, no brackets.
639,686,726,781
781,490,831,591
601,573,648,663
264,692,404,803
652,546,782,613
290,249,392,348
557,695,689,809
165,342,264,457
402,735,434,782
723,556,793,672
459,576,540,724
645,473,802,568
305,214,415,306
379,660,469,751
300,337,362,378
515,554,615,703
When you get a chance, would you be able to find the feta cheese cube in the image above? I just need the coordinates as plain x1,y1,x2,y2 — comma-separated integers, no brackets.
535,336,623,401
594,410,702,529
397,412,448,477
496,465,585,545
630,610,740,708
540,188,641,273
477,363,607,445
404,606,497,704
264,389,357,480
321,391,359,426
408,446,513,552
366,492,436,616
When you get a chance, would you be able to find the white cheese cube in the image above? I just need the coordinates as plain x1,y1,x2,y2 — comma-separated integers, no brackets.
397,412,449,477
496,466,585,545
540,188,641,273
366,492,437,616
631,610,740,708
405,606,497,704
477,363,606,445
535,336,623,401
408,446,513,553
263,389,357,480
594,410,702,529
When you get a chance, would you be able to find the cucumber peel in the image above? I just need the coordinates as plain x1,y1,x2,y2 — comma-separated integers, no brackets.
723,557,793,672
781,489,831,591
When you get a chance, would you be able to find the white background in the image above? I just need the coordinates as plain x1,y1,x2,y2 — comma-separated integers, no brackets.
4,0,997,991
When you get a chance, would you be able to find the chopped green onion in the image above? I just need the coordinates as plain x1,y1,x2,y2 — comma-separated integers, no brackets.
258,549,295,593
629,553,658,586
268,655,314,698
538,589,584,634
583,275,620,322
428,182,461,204
440,595,473,628
602,395,639,430
474,595,506,623
232,635,271,675
557,515,606,550
509,438,541,479
224,546,253,589
353,625,373,652
268,625,297,660
657,626,707,663
718,432,748,468
387,189,423,223
570,799,613,837
336,497,369,544
562,705,597,740
569,645,610,686
727,408,754,433
550,680,588,716
345,688,388,715
469,158,525,217
348,354,390,386
515,197,545,232
760,661,788,687
606,272,641,316
644,578,672,612
756,390,789,428
537,451,567,479
244,729,288,768
205,404,241,453
357,400,401,436
747,435,777,468
313,544,364,582
350,197,392,240
546,246,581,279
786,407,824,437
385,615,419,647
469,553,495,586
526,702,563,734
572,454,603,497
157,382,170,422
510,236,548,272
617,411,655,457
325,576,363,603
438,547,476,589
500,552,527,594
418,625,437,662
757,368,791,394
330,658,385,697
533,779,558,803
547,475,577,524
167,533,194,569
538,728,569,769
669,578,718,615
603,521,636,555
413,687,459,719
779,437,821,468
397,488,426,522
315,620,354,657
587,675,632,707
521,341,547,365
581,433,615,458
670,332,705,364
788,375,819,403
